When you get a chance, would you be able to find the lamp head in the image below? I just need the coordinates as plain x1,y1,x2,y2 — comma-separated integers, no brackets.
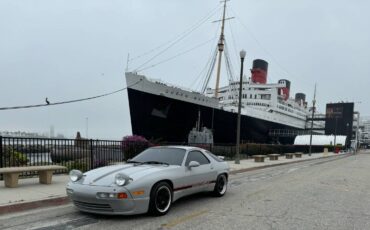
240,50,246,59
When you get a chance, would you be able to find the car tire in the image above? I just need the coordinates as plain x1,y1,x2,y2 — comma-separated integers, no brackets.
213,174,228,197
149,181,172,216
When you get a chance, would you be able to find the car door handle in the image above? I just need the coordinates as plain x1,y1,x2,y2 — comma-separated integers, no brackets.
210,165,214,170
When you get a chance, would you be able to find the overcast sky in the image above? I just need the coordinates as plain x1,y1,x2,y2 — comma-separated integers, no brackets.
0,0,369,139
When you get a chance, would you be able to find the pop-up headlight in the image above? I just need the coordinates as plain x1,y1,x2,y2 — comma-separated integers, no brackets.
69,170,83,182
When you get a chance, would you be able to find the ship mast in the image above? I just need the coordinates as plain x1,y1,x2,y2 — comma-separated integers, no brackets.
214,0,228,98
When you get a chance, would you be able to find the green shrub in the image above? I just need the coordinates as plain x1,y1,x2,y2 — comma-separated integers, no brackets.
243,144,261,155
3,147,29,166
212,145,235,159
62,160,88,172
280,145,295,154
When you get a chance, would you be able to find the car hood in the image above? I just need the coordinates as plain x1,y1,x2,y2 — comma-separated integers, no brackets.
81,164,173,186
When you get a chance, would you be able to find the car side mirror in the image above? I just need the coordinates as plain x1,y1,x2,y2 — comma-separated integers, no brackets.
188,161,200,168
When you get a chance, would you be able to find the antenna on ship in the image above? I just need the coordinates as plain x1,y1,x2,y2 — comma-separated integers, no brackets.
213,0,234,98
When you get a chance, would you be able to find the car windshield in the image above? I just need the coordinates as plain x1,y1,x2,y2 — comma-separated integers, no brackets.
131,147,186,166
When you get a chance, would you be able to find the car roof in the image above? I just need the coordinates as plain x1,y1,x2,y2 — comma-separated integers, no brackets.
150,145,207,151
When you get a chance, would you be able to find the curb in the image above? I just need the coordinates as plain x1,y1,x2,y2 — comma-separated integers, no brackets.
0,196,70,216
0,153,351,215
229,153,350,175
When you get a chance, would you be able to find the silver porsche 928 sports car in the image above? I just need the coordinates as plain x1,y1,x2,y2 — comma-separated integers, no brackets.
66,146,229,216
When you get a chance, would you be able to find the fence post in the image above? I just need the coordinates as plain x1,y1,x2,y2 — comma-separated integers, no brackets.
90,139,94,170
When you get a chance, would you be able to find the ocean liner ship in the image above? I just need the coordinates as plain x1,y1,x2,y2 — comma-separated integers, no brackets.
125,2,318,144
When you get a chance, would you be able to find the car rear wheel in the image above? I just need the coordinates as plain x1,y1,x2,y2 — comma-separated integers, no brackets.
213,174,227,197
149,181,172,216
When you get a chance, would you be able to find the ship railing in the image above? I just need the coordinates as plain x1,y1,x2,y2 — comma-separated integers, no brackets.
148,77,203,94
268,129,315,137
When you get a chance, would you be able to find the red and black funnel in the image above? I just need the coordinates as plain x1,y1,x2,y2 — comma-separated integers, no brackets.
250,59,268,84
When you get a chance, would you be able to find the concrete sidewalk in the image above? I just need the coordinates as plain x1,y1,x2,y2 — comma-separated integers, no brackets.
0,151,348,215
228,151,343,172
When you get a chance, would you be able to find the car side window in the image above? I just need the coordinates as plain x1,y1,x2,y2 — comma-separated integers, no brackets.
205,151,223,162
185,151,210,166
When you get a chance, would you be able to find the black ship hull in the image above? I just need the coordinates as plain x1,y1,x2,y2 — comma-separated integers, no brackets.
127,88,301,144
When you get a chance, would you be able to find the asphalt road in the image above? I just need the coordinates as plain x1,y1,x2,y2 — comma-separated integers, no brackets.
1,152,370,230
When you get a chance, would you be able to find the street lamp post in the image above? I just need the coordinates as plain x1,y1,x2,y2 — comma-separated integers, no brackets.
235,49,246,164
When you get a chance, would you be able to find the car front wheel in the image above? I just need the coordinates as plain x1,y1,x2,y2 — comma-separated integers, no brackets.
149,181,172,216
213,174,228,197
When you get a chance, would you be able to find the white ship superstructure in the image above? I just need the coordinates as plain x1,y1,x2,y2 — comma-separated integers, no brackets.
205,79,309,128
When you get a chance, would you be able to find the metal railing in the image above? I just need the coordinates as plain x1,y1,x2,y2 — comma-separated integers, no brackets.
0,136,123,180
161,142,329,159
0,135,338,180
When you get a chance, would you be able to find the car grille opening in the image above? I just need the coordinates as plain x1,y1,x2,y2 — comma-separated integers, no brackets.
73,201,113,212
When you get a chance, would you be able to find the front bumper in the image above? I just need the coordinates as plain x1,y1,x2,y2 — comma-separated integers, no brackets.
66,183,150,215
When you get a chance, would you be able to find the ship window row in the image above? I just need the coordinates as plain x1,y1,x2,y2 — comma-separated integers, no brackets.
229,88,246,91
224,87,268,96
278,105,294,113
165,90,210,103
247,102,270,107
230,82,248,86
224,94,271,100
229,87,269,91
224,94,257,99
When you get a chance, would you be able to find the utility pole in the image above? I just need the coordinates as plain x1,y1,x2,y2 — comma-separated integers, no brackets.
309,84,317,156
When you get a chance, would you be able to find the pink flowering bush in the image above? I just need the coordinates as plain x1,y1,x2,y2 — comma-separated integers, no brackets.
121,135,150,160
